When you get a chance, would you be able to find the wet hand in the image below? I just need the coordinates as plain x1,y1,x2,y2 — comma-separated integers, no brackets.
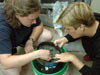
37,49,51,61
54,52,75,63
24,39,34,53
54,37,68,48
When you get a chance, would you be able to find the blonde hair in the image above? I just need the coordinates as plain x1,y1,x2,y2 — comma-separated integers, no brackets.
3,0,41,28
56,2,95,29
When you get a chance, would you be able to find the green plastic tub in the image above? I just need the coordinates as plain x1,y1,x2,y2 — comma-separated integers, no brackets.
31,47,68,75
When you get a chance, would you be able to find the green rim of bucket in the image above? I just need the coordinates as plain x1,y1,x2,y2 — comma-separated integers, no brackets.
31,47,69,75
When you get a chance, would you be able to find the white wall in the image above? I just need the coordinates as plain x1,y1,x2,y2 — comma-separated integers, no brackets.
91,0,100,13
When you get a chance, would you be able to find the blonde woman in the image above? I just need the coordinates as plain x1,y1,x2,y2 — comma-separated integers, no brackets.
54,2,100,75
0,0,52,75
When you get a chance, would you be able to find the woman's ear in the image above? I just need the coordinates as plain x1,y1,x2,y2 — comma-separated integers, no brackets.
15,14,20,19
80,24,85,32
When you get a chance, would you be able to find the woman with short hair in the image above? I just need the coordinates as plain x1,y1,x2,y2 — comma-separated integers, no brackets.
54,2,100,75
0,0,52,75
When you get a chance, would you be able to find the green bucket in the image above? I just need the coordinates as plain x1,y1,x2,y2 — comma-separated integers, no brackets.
31,47,68,75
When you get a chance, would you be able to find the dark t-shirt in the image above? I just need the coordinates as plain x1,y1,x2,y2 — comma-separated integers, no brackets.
0,8,41,54
65,13,100,75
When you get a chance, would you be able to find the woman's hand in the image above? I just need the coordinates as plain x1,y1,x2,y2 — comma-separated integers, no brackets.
54,37,68,47
54,52,84,70
54,52,75,63
37,49,51,61
24,39,34,53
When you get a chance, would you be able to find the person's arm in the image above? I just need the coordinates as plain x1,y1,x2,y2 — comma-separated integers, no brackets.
54,34,80,47
55,52,100,75
69,55,100,75
29,22,43,42
24,17,43,53
64,34,80,43
0,49,51,69
70,55,85,70
79,60,100,75
54,37,68,47
55,52,84,70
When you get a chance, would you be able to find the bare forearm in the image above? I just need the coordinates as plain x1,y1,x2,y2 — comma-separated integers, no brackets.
30,23,43,41
55,52,85,71
71,55,85,70
63,37,68,43
1,51,39,69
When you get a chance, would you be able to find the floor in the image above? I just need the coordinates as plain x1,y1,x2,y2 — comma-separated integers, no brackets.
0,26,92,75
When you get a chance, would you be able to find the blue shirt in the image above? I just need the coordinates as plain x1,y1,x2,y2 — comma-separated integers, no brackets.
0,8,41,54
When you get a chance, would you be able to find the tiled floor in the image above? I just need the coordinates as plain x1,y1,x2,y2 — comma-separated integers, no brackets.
0,26,92,75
